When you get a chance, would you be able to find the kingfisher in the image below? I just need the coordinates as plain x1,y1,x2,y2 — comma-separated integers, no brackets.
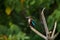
26,16,35,27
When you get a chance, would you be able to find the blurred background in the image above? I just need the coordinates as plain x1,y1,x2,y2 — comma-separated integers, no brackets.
0,0,60,40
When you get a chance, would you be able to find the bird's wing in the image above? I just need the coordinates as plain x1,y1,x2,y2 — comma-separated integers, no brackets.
32,20,35,26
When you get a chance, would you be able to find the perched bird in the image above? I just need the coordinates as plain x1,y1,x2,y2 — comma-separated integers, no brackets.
26,16,35,27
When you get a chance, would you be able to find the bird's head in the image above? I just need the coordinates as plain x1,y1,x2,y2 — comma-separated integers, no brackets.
26,16,32,19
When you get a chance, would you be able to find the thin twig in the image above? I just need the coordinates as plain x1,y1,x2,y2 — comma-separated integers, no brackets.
53,32,59,39
41,8,49,39
51,21,57,38
29,26,47,40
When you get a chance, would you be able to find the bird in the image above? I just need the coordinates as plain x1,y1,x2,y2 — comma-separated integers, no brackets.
26,16,35,27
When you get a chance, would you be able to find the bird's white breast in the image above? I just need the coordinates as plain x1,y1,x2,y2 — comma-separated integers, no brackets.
28,19,31,24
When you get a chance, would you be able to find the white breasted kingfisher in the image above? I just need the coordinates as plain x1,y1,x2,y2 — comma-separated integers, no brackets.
26,16,35,27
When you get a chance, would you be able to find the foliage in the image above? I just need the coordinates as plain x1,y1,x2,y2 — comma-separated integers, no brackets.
0,0,60,40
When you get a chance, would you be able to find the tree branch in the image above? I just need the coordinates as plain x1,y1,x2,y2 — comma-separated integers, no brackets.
51,21,57,38
29,26,47,40
41,8,49,39
53,32,59,39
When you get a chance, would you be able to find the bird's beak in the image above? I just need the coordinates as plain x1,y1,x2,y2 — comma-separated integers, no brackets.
26,17,29,19
26,17,29,18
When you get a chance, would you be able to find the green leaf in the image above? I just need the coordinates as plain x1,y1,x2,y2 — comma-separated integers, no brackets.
57,22,60,32
5,0,21,13
0,25,8,34
47,15,55,31
53,9,60,20
30,0,35,5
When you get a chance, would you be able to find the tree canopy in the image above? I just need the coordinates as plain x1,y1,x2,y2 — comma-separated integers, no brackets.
0,0,60,40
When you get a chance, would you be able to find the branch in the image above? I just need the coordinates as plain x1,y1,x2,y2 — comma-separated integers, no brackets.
51,21,57,38
53,32,59,39
41,8,49,38
29,26,47,40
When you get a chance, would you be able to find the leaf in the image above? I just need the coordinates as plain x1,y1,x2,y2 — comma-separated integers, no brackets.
0,25,8,34
16,32,29,40
5,0,21,13
30,0,35,5
52,9,60,20
47,15,55,31
48,9,60,32
5,7,12,15
57,22,60,32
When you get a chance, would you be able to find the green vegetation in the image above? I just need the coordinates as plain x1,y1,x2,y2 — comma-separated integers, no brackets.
0,0,60,40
